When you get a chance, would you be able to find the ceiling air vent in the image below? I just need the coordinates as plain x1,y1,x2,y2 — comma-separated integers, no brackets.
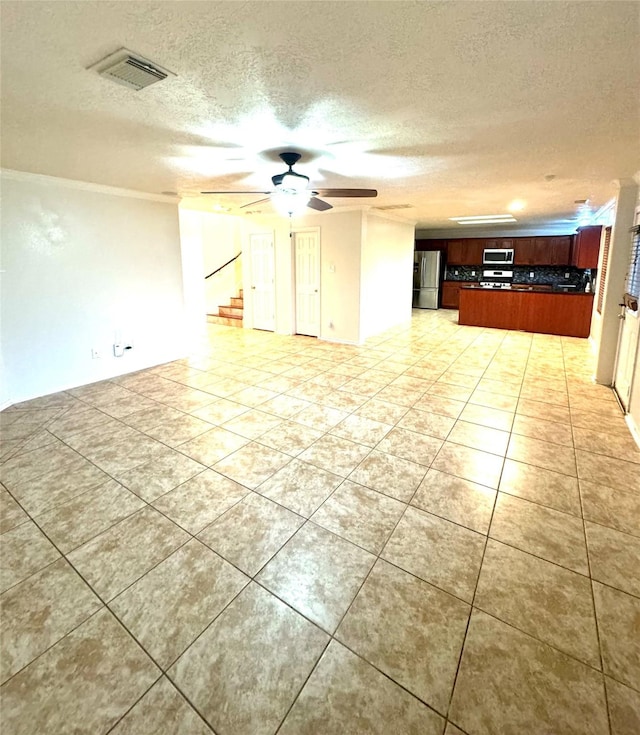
88,48,176,91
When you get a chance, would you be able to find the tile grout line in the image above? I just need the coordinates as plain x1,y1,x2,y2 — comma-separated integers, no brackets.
1,317,633,733
443,326,529,726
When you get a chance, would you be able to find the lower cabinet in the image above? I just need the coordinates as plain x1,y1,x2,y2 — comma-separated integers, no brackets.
442,281,475,309
459,289,594,338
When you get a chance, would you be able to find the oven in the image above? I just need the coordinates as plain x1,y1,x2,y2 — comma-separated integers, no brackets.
480,269,514,289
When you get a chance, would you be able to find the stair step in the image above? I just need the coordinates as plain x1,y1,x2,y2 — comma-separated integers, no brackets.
207,314,243,328
219,305,243,318
230,297,244,308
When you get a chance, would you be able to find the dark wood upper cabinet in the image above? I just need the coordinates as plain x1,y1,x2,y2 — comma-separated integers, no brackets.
571,226,602,269
424,236,576,268
415,238,446,251
513,238,536,265
446,239,484,265
533,236,571,265
512,236,571,265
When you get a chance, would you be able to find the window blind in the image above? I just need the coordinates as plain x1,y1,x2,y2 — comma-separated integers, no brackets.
626,224,640,304
597,226,611,314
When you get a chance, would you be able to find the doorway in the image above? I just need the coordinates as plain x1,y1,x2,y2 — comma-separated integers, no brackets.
249,233,275,332
613,212,640,410
293,229,321,337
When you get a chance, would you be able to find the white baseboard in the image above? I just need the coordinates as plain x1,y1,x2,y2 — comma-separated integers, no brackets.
625,412,640,449
319,335,360,346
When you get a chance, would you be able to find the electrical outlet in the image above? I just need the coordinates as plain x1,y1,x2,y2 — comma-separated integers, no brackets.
471,270,476,276
113,343,124,357
529,272,534,278
91,348,101,359
565,272,570,278
455,269,459,275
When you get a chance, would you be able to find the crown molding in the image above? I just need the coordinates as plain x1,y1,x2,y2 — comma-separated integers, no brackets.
0,168,180,203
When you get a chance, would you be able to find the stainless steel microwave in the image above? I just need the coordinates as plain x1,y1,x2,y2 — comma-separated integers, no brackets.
483,248,514,265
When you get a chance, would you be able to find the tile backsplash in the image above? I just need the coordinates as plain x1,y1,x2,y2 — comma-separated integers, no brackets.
445,265,589,287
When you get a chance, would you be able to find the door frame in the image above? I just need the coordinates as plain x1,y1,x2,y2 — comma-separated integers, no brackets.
612,206,640,411
291,226,321,337
248,230,276,332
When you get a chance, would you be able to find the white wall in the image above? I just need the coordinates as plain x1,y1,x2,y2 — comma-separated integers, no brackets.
202,213,243,313
1,171,186,406
178,207,242,317
178,209,207,333
243,209,364,343
360,213,415,339
182,205,415,345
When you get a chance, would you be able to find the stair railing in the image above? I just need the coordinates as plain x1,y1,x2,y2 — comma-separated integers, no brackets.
204,251,242,280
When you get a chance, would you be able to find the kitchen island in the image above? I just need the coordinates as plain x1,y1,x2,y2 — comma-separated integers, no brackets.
458,286,594,337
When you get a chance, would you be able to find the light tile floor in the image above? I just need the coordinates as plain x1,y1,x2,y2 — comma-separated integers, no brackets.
1,309,640,734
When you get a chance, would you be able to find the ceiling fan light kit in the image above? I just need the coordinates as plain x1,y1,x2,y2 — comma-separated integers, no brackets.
202,151,377,217
272,190,311,217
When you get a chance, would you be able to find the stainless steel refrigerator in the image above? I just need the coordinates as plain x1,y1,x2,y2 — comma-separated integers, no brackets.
413,251,441,309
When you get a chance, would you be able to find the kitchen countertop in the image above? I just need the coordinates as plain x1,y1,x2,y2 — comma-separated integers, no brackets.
460,285,593,295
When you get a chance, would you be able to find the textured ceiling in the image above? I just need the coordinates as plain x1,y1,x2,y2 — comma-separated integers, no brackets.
1,1,638,231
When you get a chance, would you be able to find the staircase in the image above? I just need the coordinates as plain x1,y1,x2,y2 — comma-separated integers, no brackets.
207,289,244,327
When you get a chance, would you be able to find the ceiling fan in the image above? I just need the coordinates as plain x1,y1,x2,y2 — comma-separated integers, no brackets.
201,151,377,215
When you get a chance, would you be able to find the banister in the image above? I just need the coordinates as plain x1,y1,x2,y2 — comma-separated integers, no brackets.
204,251,242,280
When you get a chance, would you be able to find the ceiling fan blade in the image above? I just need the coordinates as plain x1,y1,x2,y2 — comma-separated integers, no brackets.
200,191,271,194
314,188,378,198
239,197,271,209
307,197,332,211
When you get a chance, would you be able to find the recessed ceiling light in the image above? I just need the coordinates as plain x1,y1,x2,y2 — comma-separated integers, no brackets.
508,199,526,212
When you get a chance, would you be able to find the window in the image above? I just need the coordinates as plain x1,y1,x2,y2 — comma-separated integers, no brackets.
597,227,611,314
626,224,640,306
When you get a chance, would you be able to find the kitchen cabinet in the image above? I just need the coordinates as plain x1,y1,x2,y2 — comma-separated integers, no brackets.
415,239,446,252
571,226,602,269
418,235,575,267
446,240,484,265
514,236,571,265
459,288,594,337
513,238,535,265
442,280,475,309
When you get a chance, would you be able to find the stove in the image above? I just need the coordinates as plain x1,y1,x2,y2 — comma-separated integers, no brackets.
479,282,512,289
480,269,514,289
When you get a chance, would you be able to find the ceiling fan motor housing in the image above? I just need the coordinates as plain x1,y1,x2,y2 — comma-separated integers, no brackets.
272,170,309,191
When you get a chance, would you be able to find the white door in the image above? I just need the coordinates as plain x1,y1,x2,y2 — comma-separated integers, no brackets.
294,229,321,337
250,233,275,331
613,212,640,410
614,308,639,410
